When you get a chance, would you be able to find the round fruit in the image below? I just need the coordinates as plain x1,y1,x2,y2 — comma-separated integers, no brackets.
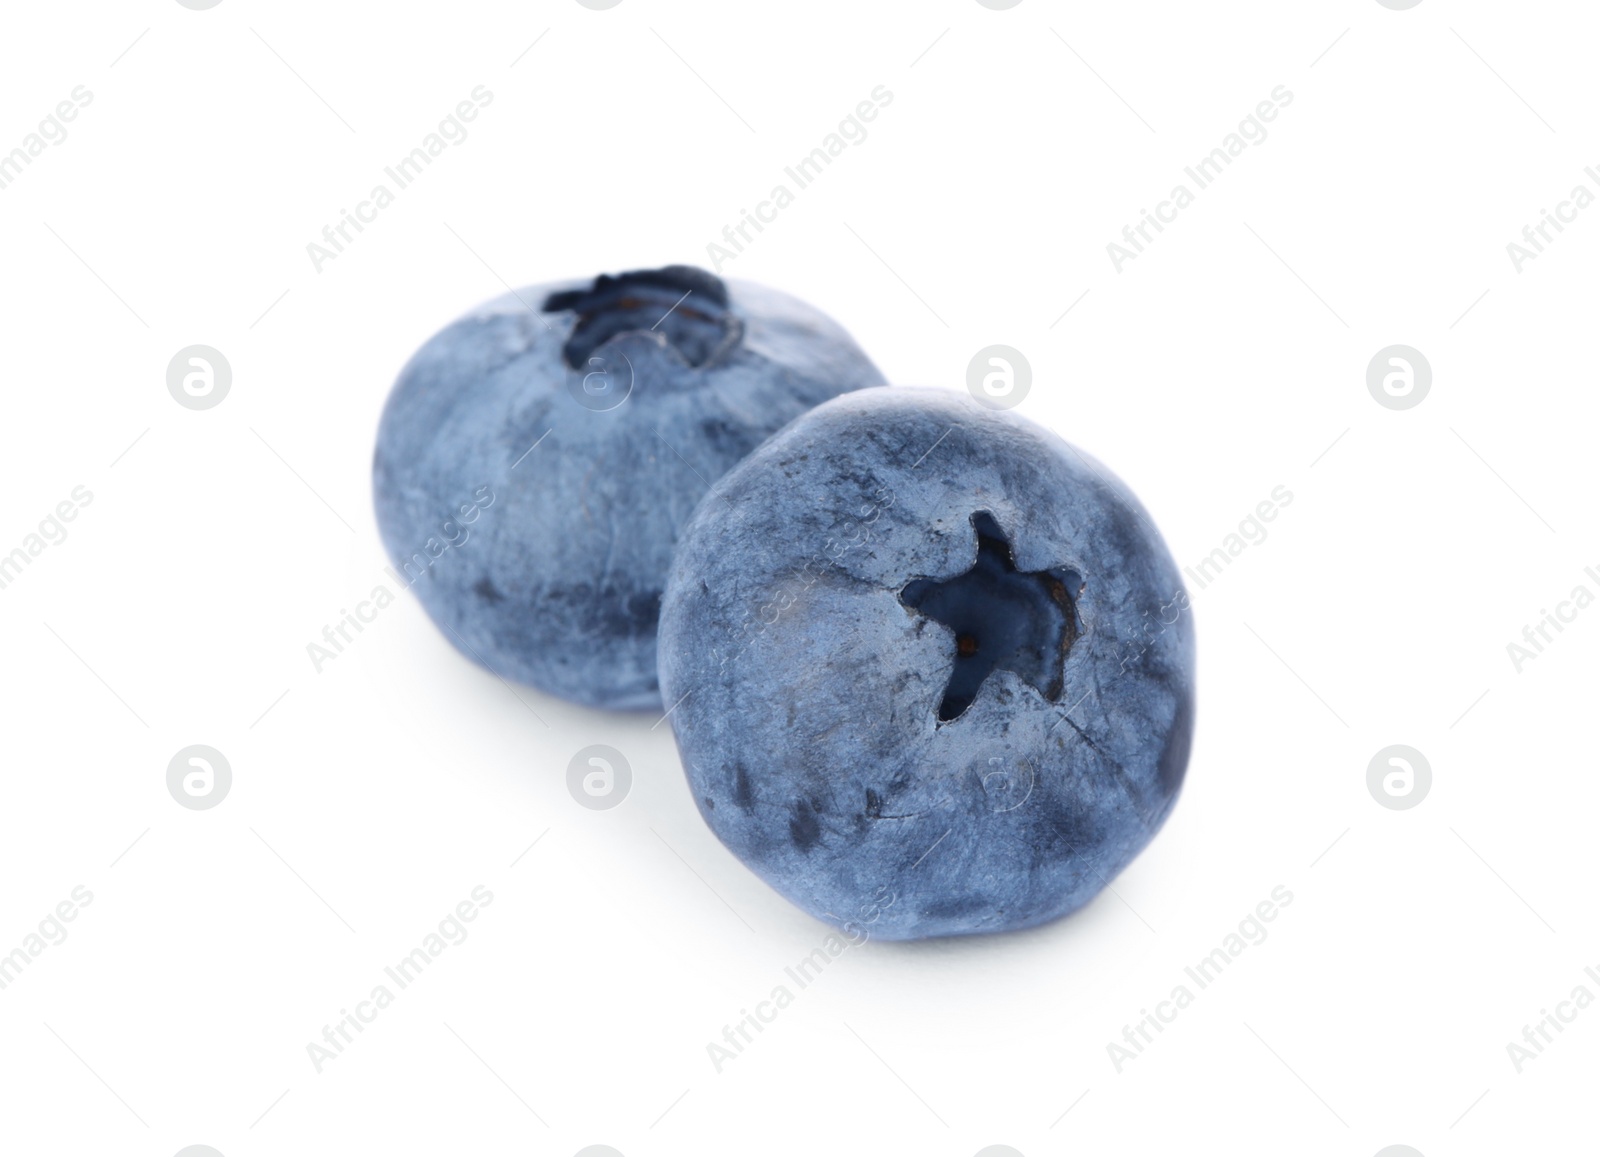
659,387,1194,938
373,266,883,709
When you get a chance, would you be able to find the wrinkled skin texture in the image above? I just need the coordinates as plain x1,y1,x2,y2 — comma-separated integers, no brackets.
658,388,1195,939
374,270,884,710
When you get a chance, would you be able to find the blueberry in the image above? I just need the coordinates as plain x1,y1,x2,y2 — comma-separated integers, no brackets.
658,387,1194,939
373,266,884,710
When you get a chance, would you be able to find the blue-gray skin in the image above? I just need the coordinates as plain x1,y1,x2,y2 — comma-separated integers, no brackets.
658,387,1194,939
373,267,884,710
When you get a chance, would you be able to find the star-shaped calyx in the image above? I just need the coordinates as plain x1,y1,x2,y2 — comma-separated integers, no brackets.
900,512,1081,722
542,265,738,369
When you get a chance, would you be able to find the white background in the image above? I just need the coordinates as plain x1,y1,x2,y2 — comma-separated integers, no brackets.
0,2,1595,1155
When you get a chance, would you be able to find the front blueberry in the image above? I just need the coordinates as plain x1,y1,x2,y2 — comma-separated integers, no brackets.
373,267,884,710
658,387,1195,939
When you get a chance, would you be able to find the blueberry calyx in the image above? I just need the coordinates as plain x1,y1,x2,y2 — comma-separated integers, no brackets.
543,265,739,370
900,512,1081,722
